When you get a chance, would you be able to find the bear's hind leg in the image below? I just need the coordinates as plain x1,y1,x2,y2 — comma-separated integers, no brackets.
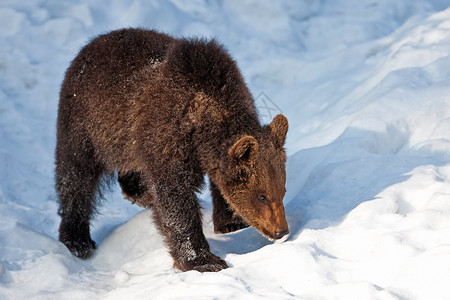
118,171,152,207
210,181,248,234
56,143,102,259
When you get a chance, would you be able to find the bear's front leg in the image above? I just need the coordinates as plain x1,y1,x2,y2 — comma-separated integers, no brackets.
151,175,228,272
211,181,249,234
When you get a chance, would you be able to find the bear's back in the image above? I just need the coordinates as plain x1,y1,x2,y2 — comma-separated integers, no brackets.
61,29,174,100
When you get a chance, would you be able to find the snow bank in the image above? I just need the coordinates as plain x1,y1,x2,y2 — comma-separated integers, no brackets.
1,0,450,299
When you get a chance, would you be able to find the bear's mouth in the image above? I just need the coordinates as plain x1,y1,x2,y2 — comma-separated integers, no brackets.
274,233,289,243
254,223,289,243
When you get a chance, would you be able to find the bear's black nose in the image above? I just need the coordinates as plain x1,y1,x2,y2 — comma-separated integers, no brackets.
274,229,289,239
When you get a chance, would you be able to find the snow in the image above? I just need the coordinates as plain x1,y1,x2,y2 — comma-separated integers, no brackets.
1,0,450,299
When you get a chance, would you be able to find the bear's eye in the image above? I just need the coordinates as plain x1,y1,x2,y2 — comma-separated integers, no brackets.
258,195,267,203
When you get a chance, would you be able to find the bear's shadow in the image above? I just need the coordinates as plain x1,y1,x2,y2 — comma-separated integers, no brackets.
198,200,275,257
206,226,273,257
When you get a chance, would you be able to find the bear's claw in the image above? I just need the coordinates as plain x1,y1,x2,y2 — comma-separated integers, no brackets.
63,239,96,259
192,262,228,272
175,251,228,272
215,222,249,234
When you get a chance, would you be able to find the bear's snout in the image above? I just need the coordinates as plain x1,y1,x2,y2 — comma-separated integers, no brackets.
256,201,289,241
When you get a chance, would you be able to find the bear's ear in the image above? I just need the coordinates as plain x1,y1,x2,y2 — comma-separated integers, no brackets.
228,136,259,164
269,114,288,148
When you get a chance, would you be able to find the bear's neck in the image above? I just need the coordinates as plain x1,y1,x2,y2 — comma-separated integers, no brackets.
193,102,261,181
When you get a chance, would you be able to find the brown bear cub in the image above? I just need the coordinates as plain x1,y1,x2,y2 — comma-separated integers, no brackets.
56,28,289,272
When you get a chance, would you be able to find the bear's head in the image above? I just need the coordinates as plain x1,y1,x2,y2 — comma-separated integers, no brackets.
219,114,289,241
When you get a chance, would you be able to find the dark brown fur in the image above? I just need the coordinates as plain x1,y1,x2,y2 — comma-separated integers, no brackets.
56,28,289,272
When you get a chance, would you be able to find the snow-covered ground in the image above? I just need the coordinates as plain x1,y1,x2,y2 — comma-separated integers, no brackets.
1,0,450,299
